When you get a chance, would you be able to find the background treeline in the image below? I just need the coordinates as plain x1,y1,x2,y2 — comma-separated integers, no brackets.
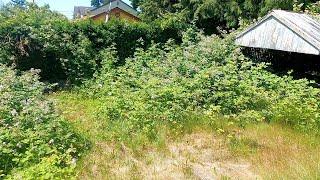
2,1,319,83
0,4,186,83
128,0,320,33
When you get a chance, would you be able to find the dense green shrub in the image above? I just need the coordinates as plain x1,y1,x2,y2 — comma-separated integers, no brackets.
0,4,185,83
0,65,86,178
75,19,185,65
83,30,320,143
0,4,96,83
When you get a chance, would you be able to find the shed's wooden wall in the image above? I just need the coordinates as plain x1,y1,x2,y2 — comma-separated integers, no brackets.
236,17,320,55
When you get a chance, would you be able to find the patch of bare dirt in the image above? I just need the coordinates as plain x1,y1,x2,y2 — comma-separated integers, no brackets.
106,133,260,180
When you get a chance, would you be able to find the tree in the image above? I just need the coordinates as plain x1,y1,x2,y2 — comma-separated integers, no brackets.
91,0,108,7
130,0,319,33
130,0,141,9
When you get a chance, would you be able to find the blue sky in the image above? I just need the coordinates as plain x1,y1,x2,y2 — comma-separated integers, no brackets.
0,0,132,18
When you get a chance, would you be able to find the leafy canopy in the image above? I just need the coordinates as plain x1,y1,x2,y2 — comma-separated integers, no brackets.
0,3,184,83
91,0,108,7
130,0,319,33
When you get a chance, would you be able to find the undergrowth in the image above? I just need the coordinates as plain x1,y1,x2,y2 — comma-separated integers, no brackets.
2,2,320,179
0,66,87,179
3,26,319,179
79,30,320,147
54,91,320,179
51,30,320,177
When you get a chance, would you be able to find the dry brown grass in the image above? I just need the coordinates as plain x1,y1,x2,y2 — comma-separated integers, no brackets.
75,132,259,180
229,123,320,179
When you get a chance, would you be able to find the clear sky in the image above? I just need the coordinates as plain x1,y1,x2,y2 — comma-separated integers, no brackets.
0,0,132,18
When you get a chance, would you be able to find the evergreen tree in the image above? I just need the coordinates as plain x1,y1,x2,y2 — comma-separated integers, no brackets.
130,0,319,32
130,0,140,9
91,0,107,7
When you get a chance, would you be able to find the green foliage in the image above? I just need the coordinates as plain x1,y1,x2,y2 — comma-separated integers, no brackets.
80,19,185,65
83,30,320,145
298,1,320,15
130,0,140,9
132,0,319,33
0,4,95,83
307,1,320,14
0,4,184,83
91,0,105,7
0,65,87,178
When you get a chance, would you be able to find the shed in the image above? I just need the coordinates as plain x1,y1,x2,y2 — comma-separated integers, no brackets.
235,10,320,55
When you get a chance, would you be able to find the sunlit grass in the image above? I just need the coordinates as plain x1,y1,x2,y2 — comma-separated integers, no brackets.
228,123,320,179
51,91,320,179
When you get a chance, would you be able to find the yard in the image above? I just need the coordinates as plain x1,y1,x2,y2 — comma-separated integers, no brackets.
52,91,320,179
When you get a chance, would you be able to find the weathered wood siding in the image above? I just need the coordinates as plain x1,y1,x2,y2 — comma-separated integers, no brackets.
109,8,140,22
236,17,320,55
89,0,139,21
235,10,320,55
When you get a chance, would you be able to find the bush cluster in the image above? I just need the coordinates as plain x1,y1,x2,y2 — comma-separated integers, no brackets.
0,65,86,178
83,30,320,143
0,4,185,83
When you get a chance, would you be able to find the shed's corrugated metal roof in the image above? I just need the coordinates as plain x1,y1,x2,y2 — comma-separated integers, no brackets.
89,0,138,18
236,10,320,55
273,10,320,50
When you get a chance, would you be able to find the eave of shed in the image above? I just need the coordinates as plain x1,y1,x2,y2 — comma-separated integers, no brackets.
236,10,320,55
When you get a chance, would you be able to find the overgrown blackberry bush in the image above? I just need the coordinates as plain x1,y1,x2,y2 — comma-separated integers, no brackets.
0,65,87,178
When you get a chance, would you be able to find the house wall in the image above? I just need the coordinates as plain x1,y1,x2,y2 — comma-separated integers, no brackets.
91,8,140,23
109,8,140,22
91,12,107,22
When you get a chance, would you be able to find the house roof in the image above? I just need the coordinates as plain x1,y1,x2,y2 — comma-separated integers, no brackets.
236,10,320,55
73,6,94,19
89,0,138,18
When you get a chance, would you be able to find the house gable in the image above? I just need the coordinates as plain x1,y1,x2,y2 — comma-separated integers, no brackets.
89,0,139,22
